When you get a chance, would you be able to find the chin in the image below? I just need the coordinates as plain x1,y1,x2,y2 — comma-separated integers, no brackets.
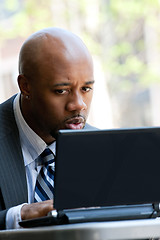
50,129,59,139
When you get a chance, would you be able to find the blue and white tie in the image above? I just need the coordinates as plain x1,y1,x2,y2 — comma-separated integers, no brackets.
34,148,55,202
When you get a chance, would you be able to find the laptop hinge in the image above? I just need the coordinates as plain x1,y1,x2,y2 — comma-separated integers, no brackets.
152,203,160,218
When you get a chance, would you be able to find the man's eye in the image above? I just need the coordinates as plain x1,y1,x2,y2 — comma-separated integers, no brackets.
81,87,92,92
55,89,67,94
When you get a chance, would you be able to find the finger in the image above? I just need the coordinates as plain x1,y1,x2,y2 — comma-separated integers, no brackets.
21,200,54,220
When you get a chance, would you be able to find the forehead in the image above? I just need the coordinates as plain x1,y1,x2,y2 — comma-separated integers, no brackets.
41,58,94,87
37,44,94,82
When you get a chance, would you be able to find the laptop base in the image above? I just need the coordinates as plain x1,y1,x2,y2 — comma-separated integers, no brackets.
19,203,159,228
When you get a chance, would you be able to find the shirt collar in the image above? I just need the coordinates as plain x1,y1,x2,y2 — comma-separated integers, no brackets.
13,93,56,166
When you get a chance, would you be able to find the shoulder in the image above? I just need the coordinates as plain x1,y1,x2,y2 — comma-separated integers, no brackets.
0,95,16,111
0,94,16,123
0,95,18,137
84,123,98,130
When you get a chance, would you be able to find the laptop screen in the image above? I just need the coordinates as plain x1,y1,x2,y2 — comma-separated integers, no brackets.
54,127,160,210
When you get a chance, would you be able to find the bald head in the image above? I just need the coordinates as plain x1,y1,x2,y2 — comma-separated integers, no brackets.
18,27,94,143
18,27,92,78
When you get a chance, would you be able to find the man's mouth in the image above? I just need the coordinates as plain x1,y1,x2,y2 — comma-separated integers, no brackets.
64,116,85,130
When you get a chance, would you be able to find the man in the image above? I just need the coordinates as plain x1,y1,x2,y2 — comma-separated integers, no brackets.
0,27,95,230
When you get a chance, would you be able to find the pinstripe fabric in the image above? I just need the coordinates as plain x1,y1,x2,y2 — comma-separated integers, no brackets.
34,148,55,202
0,95,28,229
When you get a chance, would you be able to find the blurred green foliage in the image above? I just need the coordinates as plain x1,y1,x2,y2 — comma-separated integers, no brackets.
1,0,160,91
0,0,53,38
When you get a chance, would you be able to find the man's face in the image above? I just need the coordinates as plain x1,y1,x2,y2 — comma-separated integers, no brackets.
26,52,94,141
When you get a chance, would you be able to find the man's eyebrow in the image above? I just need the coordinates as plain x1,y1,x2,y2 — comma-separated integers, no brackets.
85,80,95,85
53,80,95,87
53,83,71,87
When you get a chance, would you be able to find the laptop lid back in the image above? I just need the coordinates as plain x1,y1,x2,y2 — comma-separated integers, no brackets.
54,127,160,210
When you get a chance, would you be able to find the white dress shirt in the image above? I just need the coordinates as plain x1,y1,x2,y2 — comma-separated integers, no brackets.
6,93,56,229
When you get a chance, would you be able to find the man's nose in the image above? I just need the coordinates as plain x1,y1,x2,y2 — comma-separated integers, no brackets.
66,93,87,112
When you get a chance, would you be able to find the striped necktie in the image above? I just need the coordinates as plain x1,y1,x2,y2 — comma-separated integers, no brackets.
34,148,55,202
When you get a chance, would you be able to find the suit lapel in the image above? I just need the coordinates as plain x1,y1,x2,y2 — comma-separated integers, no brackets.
0,96,28,208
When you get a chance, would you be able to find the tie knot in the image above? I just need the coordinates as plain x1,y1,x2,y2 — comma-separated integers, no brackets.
39,148,55,166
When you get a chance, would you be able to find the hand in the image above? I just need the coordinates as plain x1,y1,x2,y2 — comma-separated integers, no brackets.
21,199,54,220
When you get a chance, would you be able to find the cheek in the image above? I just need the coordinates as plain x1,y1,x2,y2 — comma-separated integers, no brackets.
40,97,65,118
85,93,93,108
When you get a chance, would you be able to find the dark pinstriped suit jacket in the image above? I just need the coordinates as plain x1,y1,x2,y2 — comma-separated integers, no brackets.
0,95,96,229
0,95,28,229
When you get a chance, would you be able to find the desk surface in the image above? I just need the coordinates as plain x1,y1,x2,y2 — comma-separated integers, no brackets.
1,218,160,240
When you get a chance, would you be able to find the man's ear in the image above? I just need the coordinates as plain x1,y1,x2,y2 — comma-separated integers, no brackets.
17,74,31,99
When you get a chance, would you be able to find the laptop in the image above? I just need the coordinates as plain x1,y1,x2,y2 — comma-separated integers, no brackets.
19,127,160,228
